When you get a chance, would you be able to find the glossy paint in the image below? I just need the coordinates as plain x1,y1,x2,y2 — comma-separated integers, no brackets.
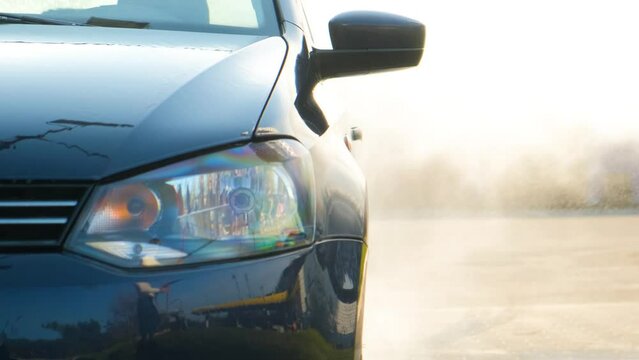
0,241,367,359
255,22,368,240
329,11,426,51
313,12,426,81
0,0,382,357
0,27,285,180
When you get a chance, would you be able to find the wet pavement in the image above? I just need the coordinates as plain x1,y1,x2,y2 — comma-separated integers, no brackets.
363,216,639,359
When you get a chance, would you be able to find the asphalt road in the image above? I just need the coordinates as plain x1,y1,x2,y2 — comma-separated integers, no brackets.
362,216,639,359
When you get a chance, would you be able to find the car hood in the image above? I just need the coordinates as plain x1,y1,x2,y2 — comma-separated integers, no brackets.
0,26,286,180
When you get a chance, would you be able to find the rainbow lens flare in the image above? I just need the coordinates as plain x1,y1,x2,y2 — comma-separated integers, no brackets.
67,140,315,268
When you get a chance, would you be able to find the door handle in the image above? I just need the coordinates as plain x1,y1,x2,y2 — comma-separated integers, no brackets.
351,127,363,141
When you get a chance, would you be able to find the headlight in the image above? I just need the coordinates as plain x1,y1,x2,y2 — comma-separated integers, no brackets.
66,140,315,268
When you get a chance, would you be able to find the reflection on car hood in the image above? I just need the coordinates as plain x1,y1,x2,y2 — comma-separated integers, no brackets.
0,26,286,180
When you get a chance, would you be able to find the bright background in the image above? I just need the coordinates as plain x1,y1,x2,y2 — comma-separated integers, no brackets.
304,1,639,359
305,0,639,215
307,0,639,149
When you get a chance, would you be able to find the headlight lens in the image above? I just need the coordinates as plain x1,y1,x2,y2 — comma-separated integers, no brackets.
66,140,315,268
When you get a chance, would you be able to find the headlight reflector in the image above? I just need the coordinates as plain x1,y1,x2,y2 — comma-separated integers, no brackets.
67,140,315,268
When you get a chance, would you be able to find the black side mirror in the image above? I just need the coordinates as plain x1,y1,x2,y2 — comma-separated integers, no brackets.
311,11,425,81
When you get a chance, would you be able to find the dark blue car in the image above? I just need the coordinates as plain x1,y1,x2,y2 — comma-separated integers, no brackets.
0,1,424,358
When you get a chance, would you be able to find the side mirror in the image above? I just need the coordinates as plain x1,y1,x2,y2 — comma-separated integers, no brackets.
311,11,425,81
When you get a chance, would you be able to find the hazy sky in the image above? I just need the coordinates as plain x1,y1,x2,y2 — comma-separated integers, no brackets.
305,0,639,166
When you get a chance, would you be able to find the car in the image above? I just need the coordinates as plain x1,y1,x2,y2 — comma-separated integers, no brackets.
0,1,424,359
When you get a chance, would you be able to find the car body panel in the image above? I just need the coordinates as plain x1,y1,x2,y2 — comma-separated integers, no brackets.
0,26,286,180
0,240,366,359
276,0,307,31
255,23,367,241
0,1,370,358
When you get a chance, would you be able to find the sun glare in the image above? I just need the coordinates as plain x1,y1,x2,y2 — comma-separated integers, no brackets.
308,0,639,159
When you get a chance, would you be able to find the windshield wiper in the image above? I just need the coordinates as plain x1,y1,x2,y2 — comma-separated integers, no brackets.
0,12,86,26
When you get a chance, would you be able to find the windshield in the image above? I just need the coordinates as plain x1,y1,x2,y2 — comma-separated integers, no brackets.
0,0,280,35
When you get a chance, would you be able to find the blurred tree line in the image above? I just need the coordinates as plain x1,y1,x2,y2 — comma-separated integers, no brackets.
367,145,639,216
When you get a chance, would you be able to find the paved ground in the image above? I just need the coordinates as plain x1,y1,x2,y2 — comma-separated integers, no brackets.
362,216,639,359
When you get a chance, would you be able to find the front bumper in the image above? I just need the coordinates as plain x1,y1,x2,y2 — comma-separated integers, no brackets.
0,239,366,360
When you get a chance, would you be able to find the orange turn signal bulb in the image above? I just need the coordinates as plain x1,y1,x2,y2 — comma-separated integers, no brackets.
88,185,160,234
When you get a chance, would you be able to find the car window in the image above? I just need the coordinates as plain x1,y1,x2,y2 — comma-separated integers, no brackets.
0,0,280,35
208,0,258,28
